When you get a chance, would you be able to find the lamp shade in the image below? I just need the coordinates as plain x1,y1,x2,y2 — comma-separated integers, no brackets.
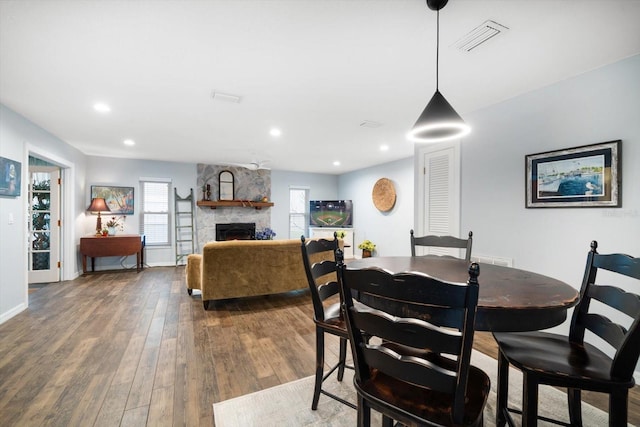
87,197,110,212
407,90,471,143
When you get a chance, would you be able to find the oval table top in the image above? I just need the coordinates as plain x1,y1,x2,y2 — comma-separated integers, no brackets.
347,256,579,332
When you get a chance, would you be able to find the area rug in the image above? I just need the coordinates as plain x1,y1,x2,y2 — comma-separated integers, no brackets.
213,350,621,426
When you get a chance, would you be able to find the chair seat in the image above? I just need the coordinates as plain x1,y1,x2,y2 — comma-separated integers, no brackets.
315,301,348,333
356,364,491,426
493,331,635,390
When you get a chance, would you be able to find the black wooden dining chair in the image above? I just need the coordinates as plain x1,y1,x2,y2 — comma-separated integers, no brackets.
300,235,355,410
410,229,473,261
338,259,491,426
493,240,640,426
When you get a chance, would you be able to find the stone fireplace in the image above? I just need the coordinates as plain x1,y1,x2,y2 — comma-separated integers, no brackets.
196,163,271,251
216,222,256,241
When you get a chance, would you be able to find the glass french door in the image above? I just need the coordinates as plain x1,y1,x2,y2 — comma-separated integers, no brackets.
28,166,60,283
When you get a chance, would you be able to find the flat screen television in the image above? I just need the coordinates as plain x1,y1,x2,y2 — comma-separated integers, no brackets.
309,200,353,227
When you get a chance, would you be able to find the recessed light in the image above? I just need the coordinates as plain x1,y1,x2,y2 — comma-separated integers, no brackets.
123,139,135,146
270,128,282,137
333,161,341,166
93,103,111,113
380,144,389,151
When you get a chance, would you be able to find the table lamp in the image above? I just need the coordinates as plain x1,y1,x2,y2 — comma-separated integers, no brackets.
87,197,110,234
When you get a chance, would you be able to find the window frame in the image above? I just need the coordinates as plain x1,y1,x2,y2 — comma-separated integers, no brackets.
139,179,171,247
288,186,309,239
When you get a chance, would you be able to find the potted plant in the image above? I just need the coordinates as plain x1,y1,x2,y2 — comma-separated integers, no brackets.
358,240,376,258
105,216,124,236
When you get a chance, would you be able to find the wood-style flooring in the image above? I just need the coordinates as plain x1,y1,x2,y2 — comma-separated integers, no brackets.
0,266,638,426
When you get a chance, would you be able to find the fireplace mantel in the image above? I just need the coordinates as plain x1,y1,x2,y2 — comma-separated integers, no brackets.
196,200,274,210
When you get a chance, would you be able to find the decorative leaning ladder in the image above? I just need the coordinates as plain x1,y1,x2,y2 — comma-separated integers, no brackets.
174,188,196,266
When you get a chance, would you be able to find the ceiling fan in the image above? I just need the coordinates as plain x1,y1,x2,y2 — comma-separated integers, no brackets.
228,159,271,170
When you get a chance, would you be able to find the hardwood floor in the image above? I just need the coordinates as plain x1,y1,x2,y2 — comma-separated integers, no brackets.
1,266,638,426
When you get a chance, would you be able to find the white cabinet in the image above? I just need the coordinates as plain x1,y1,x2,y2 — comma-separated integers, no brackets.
309,227,355,259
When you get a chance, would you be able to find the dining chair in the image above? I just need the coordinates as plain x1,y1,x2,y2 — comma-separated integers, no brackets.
493,240,640,426
410,229,473,261
300,234,355,410
338,259,491,426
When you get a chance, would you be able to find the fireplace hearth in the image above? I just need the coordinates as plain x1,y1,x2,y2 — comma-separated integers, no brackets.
216,223,256,241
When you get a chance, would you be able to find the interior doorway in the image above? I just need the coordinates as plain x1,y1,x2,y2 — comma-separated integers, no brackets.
28,158,61,284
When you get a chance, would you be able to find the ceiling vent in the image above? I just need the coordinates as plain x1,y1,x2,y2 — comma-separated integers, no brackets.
454,20,509,52
360,120,382,128
211,91,242,103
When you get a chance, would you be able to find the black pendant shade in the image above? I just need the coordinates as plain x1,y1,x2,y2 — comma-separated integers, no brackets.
408,90,470,142
408,0,471,143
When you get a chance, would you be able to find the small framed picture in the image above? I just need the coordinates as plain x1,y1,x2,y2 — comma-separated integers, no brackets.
91,185,135,214
525,140,621,208
0,156,22,197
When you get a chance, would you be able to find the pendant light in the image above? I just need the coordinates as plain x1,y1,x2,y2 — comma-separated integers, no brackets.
407,0,470,143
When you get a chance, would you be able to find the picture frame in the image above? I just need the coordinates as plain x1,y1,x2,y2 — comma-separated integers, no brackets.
0,156,22,197
525,140,621,208
91,185,135,214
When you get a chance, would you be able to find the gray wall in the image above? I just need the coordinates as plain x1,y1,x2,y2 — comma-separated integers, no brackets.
338,156,414,257
461,54,640,292
0,104,88,322
270,170,339,239
84,155,197,269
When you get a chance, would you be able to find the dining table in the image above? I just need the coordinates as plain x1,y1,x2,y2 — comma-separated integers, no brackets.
347,256,579,332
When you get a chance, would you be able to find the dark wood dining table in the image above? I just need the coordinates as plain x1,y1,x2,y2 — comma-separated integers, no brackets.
347,256,579,332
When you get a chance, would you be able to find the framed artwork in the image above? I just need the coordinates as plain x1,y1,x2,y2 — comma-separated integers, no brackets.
0,156,21,197
91,185,135,214
525,140,621,208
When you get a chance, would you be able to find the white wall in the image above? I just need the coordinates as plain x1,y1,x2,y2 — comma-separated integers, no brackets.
460,54,640,291
84,155,197,269
0,104,87,323
338,156,414,257
270,170,339,239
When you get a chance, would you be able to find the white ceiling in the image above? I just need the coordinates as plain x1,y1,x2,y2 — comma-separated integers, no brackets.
1,0,640,174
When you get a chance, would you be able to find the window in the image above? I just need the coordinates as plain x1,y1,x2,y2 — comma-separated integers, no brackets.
289,187,309,239
140,179,170,246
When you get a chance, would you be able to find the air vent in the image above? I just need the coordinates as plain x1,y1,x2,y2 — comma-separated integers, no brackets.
212,91,242,103
454,20,509,52
360,120,382,128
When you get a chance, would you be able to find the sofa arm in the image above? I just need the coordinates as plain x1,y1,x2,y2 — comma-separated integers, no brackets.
186,254,202,294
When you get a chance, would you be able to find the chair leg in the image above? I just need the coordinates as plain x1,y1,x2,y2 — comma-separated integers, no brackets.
567,387,582,426
522,372,539,427
312,327,324,410
609,389,628,427
496,350,510,427
381,415,394,427
337,336,347,381
357,395,370,427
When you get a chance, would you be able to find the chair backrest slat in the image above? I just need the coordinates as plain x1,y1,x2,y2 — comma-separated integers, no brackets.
301,235,340,322
362,344,458,393
354,306,463,355
410,229,473,261
587,285,640,319
569,241,640,380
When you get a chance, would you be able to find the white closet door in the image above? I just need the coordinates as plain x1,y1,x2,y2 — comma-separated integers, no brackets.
417,142,461,257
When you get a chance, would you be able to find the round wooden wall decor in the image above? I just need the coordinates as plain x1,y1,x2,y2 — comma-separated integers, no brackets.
372,178,396,212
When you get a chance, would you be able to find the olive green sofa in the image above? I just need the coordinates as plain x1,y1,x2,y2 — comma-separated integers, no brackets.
186,238,336,309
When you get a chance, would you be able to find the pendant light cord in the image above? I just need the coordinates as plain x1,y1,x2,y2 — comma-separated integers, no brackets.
436,9,440,91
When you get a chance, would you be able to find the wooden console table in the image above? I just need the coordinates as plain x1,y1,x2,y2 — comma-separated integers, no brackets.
80,234,145,274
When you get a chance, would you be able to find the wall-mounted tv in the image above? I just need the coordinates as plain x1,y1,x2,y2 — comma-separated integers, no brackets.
310,200,353,227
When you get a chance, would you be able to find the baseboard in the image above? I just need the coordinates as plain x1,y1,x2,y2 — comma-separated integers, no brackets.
0,302,27,325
